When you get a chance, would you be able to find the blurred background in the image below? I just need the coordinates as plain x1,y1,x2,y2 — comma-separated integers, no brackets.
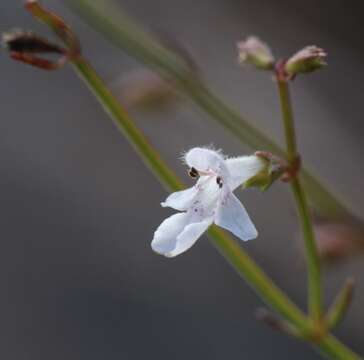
0,0,363,359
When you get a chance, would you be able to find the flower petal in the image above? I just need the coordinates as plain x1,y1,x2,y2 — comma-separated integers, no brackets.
152,213,190,256
215,190,258,241
161,186,199,211
151,212,213,257
225,156,265,190
169,217,213,257
184,147,227,176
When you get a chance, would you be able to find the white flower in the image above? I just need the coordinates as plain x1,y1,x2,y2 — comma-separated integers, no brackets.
151,147,266,257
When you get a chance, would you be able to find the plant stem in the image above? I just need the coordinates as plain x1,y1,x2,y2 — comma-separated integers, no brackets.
208,226,309,330
326,278,355,330
277,78,322,322
71,56,361,359
292,179,322,322
73,58,182,192
277,80,297,161
319,335,362,360
64,0,353,220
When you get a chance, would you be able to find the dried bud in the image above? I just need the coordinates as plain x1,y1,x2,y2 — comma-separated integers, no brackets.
2,1,81,70
243,152,285,191
285,46,327,76
2,30,64,54
237,36,275,70
2,29,67,70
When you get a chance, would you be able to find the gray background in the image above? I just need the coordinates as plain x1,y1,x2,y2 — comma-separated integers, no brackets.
0,0,363,359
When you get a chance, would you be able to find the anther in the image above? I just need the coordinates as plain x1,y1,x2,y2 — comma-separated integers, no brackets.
216,176,223,188
188,167,199,178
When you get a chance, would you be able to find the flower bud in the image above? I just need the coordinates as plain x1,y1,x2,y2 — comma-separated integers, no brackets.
237,36,275,70
285,46,327,76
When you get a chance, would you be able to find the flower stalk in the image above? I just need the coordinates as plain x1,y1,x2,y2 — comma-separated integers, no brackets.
275,68,323,323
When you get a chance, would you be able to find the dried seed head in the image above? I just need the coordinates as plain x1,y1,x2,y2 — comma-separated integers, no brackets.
2,30,65,54
2,1,82,71
2,29,68,70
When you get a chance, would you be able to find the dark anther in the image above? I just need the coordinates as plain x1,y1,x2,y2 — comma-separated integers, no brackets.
216,176,223,188
188,167,199,178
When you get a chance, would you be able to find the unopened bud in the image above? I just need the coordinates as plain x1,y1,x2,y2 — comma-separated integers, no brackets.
285,46,327,76
237,36,275,70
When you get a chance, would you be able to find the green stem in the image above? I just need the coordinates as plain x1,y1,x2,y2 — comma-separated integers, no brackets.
326,278,355,330
277,80,297,161
277,79,322,322
64,0,353,220
71,56,361,359
208,226,308,331
73,58,182,192
319,335,362,360
291,179,323,321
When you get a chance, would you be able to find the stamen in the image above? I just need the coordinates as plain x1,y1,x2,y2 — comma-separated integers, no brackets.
188,167,199,178
216,176,223,188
